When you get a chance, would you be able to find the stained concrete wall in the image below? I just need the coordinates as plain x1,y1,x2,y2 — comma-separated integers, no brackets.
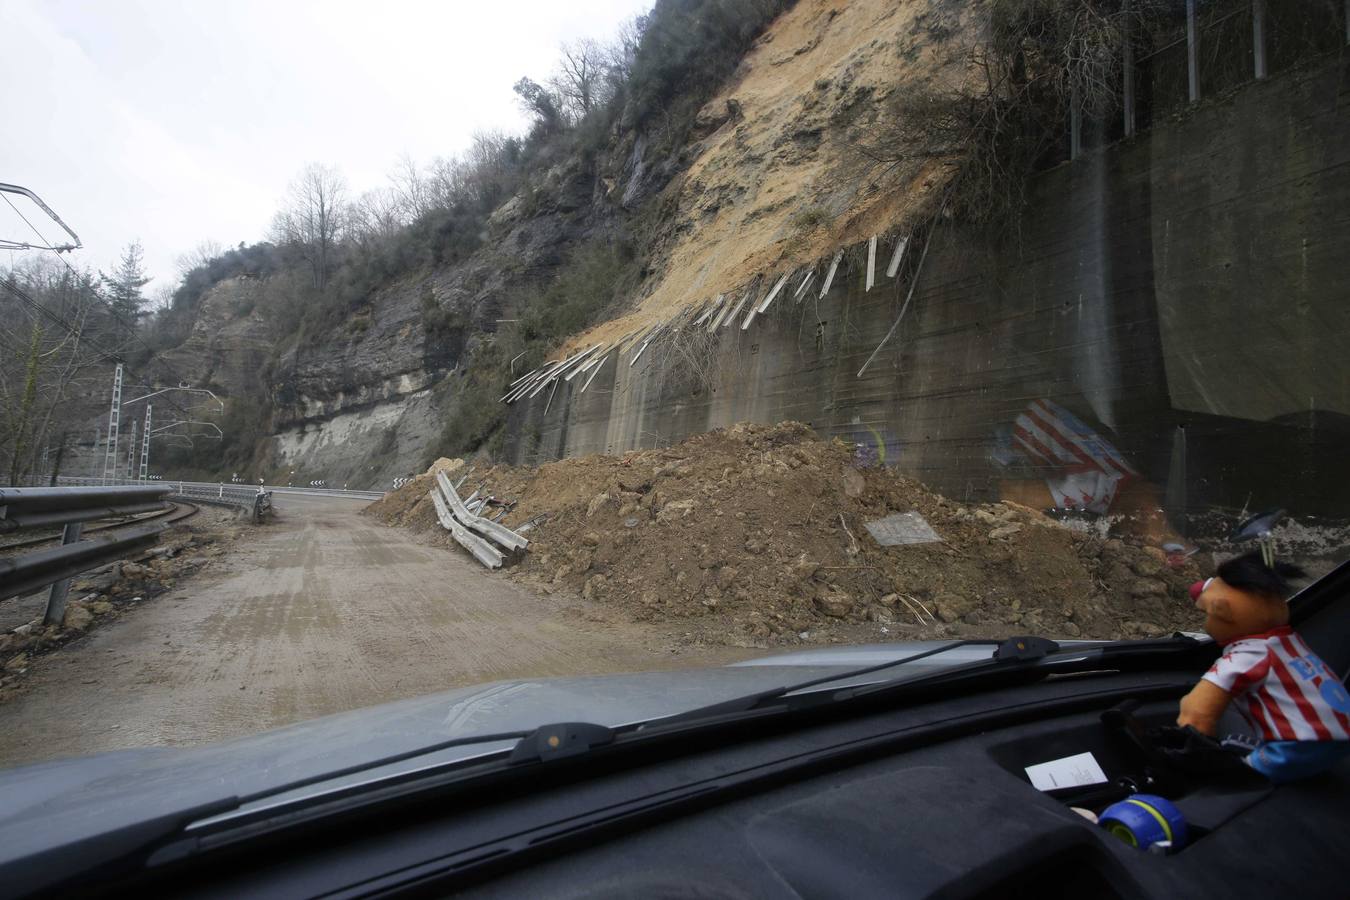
505,58,1350,518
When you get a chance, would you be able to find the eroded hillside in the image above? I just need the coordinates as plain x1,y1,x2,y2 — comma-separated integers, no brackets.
568,0,973,349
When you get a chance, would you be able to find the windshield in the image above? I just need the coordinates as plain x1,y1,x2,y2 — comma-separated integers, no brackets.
0,0,1346,777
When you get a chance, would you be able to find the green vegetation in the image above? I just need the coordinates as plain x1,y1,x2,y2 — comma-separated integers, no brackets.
427,239,638,460
790,206,829,232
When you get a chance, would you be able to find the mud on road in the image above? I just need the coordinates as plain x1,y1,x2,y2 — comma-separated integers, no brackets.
0,493,749,768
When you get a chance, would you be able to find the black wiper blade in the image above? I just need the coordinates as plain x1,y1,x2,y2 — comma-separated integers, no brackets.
639,633,1204,735
638,640,1004,731
228,730,531,809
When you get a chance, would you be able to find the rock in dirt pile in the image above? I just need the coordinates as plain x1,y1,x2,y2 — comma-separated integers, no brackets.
365,422,1204,647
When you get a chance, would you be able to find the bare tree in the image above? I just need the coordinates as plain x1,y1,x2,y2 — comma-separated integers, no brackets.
148,283,176,313
550,38,609,120
174,239,224,279
390,152,430,222
270,163,348,292
0,261,111,484
348,186,406,247
604,15,647,86
424,155,469,210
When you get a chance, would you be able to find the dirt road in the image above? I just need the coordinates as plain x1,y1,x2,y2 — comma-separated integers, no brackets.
0,494,749,767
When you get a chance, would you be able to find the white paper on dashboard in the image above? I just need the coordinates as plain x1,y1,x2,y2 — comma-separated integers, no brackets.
1024,751,1108,792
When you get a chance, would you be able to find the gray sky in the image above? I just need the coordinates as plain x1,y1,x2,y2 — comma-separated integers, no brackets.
1,0,651,290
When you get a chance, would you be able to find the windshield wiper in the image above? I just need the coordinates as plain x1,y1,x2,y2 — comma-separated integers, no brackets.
506,633,1206,767
633,639,1004,732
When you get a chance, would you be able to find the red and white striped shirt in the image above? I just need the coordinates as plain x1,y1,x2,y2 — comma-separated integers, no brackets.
1204,627,1350,742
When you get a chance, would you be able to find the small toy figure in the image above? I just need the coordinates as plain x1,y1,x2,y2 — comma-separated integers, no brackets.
1177,550,1350,782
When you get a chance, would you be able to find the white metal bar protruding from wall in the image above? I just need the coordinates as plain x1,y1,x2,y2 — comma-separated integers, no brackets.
794,268,816,301
757,273,791,313
709,296,735,330
856,219,942,378
885,236,909,278
631,324,665,365
563,345,604,381
865,236,878,291
740,287,764,330
722,291,749,329
818,250,844,300
580,348,614,393
694,294,724,326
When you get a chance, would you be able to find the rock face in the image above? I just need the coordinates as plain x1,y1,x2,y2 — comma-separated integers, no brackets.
92,0,967,492
158,278,273,400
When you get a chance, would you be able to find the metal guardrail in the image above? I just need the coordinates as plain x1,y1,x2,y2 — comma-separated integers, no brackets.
0,484,170,534
266,486,385,501
48,477,382,503
430,490,503,568
54,477,276,523
0,485,172,625
430,472,528,569
435,472,528,552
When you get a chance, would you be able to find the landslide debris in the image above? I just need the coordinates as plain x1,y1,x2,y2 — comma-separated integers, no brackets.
367,422,1206,648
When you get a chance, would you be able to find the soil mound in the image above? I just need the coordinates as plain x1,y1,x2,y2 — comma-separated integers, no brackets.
367,422,1204,647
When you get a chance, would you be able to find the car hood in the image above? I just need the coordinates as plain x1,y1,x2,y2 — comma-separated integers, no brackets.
0,641,999,865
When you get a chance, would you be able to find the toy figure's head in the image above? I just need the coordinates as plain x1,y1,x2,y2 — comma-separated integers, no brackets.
1190,551,1305,644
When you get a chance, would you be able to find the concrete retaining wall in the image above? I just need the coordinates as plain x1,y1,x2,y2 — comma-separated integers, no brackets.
505,58,1350,518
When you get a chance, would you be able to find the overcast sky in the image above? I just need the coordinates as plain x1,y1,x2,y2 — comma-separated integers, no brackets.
1,0,652,291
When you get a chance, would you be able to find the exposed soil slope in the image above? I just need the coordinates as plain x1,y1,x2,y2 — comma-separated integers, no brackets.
565,0,973,351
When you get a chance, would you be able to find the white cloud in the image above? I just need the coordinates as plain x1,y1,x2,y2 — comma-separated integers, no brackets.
0,0,651,286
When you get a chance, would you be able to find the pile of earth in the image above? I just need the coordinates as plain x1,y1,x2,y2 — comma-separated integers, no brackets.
367,422,1207,648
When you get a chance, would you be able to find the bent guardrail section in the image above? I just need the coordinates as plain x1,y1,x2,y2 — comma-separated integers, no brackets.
0,485,173,626
434,472,529,553
430,472,528,569
429,489,504,569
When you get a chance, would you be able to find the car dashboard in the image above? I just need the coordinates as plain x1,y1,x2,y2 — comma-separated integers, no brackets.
153,665,1349,900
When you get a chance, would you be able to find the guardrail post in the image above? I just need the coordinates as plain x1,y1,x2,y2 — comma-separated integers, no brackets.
41,522,84,627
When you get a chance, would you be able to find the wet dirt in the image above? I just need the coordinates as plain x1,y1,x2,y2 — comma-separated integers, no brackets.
0,493,750,768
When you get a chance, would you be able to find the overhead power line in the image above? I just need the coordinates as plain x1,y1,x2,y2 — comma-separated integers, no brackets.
2,177,215,430
0,182,81,252
1,182,198,392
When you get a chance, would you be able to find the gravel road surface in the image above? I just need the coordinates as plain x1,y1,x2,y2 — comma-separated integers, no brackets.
0,493,749,767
